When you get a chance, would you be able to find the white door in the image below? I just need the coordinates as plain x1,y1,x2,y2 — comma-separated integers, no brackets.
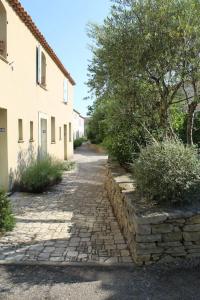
64,124,67,160
0,108,8,189
40,118,47,158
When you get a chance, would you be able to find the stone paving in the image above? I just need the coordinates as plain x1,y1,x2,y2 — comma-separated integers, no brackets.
0,144,133,264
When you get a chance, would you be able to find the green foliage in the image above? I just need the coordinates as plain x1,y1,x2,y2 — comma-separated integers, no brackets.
103,110,147,163
20,157,64,193
73,137,86,149
87,0,200,160
87,100,108,144
87,118,107,144
193,114,200,147
0,190,15,232
134,140,200,204
170,103,187,142
170,104,186,134
171,105,200,146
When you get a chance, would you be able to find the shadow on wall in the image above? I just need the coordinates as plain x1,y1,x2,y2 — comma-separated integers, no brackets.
8,143,36,191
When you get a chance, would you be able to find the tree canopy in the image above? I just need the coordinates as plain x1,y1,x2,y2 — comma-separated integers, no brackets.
87,0,200,162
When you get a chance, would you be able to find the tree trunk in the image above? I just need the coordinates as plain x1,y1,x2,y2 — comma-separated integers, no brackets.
160,101,176,139
187,101,197,145
160,101,169,137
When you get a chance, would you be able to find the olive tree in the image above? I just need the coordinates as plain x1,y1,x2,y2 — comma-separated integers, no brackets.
87,0,200,156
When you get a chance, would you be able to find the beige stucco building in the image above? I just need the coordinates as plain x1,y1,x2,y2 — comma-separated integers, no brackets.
73,109,85,140
0,0,75,190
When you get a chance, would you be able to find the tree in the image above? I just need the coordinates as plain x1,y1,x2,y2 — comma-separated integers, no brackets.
87,0,200,162
86,98,108,144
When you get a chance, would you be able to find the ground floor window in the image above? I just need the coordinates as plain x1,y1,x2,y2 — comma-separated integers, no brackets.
51,116,56,143
59,126,62,141
69,122,72,142
18,119,23,142
30,121,34,141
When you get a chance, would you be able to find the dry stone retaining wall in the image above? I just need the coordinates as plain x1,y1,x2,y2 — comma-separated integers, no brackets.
105,161,200,265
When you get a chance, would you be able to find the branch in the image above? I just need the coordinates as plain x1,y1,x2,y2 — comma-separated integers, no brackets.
182,83,190,105
170,81,183,102
172,95,194,105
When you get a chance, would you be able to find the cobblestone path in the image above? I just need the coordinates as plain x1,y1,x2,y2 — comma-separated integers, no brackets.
0,145,132,264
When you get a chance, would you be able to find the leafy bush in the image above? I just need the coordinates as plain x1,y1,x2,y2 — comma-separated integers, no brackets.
74,138,82,149
73,137,86,149
20,157,64,193
0,190,15,232
87,103,107,144
134,140,200,204
103,114,147,164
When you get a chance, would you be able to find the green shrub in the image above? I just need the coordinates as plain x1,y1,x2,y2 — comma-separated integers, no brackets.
74,137,86,149
74,138,82,149
20,156,64,193
0,190,15,232
134,140,200,204
103,122,146,164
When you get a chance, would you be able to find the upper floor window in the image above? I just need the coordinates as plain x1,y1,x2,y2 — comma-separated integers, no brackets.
41,52,46,87
63,79,68,103
36,45,47,88
0,1,7,59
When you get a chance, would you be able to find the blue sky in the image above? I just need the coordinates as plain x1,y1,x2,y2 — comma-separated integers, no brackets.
20,0,112,117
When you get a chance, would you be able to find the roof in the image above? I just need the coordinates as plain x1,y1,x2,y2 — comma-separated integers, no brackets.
73,109,85,119
7,0,75,86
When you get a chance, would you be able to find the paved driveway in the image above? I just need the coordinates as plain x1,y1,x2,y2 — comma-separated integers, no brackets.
0,144,132,264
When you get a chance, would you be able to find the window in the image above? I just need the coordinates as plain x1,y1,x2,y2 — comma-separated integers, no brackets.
41,52,46,87
69,122,72,142
30,121,33,141
51,117,56,143
18,119,23,142
63,79,68,103
0,1,7,59
36,46,46,87
59,126,62,141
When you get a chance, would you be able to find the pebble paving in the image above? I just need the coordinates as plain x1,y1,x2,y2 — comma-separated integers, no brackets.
0,145,132,264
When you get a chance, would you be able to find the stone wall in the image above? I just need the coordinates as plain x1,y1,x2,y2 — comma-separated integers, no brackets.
105,161,200,265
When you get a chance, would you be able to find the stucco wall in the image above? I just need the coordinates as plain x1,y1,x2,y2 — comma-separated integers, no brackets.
0,0,74,190
73,110,85,139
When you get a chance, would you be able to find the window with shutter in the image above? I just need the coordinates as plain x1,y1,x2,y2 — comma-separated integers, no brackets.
51,117,56,143
69,122,72,142
0,1,7,59
64,79,68,103
18,119,23,142
36,45,42,84
41,52,46,87
36,46,47,88
30,121,34,142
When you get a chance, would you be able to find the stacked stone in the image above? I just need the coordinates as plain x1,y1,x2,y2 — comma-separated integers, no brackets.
105,161,200,265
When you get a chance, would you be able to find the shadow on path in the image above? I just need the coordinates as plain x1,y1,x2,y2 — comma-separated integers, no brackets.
0,262,200,299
